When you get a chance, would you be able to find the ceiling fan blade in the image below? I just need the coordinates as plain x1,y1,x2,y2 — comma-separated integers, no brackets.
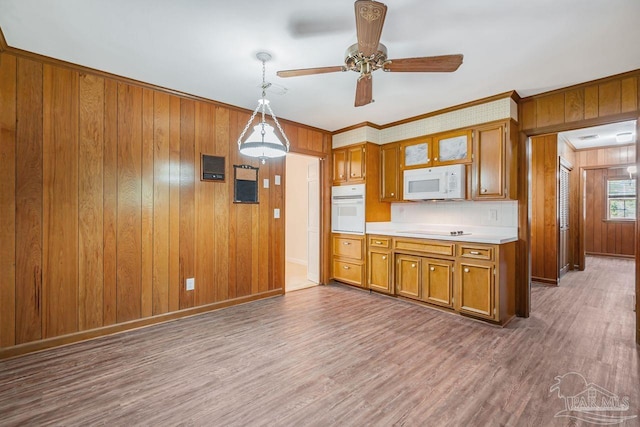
355,75,373,107
355,0,388,57
384,54,464,72
277,66,347,78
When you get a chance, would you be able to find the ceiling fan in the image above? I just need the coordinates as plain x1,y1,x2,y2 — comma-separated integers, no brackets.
277,0,464,107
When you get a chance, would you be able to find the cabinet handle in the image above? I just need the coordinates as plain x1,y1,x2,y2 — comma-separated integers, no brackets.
339,174,344,178
382,256,387,260
434,157,438,161
411,263,416,268
375,241,382,244
464,268,470,273
351,173,356,177
430,266,435,271
343,266,350,270
426,158,430,163
343,242,351,245
481,188,487,193
469,251,480,255
390,192,394,196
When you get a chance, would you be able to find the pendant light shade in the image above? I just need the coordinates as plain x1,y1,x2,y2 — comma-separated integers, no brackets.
237,52,289,164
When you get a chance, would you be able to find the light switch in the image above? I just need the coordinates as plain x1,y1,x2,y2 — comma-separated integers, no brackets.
263,178,269,188
275,175,281,185
186,277,195,291
274,208,280,219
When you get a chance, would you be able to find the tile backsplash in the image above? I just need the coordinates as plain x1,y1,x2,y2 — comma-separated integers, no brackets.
391,200,518,228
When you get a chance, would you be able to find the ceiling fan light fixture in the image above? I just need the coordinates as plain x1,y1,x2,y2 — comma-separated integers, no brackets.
237,52,289,164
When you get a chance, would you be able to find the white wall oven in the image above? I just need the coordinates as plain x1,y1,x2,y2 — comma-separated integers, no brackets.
331,184,365,234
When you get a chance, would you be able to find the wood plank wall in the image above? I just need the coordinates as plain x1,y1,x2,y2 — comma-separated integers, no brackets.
0,50,331,357
577,145,636,259
530,134,560,284
520,70,640,133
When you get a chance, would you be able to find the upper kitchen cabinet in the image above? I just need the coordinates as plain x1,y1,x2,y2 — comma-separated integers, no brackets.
472,120,518,200
433,129,472,165
380,142,400,201
333,144,366,185
400,137,432,170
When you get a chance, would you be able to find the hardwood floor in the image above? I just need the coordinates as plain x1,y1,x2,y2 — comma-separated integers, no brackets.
0,256,638,426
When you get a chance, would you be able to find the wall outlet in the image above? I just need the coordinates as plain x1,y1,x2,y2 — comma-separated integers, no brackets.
186,277,195,291
489,209,498,222
274,208,280,219
275,175,281,185
263,178,269,188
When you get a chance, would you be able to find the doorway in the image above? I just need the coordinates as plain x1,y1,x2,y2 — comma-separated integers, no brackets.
285,153,320,292
528,120,637,285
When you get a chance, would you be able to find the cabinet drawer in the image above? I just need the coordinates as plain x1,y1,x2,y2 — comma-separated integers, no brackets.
333,260,364,286
333,236,363,260
394,239,455,257
459,245,494,261
368,236,390,249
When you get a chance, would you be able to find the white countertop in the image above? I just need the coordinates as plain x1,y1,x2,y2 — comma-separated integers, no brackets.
366,222,518,245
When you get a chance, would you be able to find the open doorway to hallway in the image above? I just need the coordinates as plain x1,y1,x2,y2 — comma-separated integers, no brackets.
285,153,320,292
529,120,636,285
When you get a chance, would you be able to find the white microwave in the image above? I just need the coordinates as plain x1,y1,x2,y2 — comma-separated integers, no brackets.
403,164,466,200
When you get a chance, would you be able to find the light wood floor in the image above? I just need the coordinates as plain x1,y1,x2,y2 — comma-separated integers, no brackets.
0,256,638,426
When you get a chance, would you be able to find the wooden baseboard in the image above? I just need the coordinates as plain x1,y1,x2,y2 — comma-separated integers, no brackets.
0,289,283,360
531,276,558,286
585,252,635,259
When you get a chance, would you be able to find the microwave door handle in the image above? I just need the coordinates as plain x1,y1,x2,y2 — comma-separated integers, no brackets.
441,172,448,194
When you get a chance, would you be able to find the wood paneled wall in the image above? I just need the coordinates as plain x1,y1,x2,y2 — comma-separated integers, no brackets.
0,50,331,357
584,167,636,257
520,70,640,132
530,134,560,284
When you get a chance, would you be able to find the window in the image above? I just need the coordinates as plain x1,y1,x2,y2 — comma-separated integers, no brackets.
607,177,636,220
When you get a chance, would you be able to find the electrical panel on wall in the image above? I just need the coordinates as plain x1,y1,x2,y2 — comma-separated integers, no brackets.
201,154,225,181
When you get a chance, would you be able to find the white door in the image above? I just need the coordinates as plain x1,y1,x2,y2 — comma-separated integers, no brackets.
307,159,320,283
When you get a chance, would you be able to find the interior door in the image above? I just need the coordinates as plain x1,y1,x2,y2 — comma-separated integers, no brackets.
559,161,571,277
307,159,320,283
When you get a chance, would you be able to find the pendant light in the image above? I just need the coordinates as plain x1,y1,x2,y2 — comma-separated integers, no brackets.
237,52,290,164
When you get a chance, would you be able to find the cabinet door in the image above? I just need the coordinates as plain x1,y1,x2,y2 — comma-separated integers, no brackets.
380,143,399,201
457,261,495,320
347,145,365,181
401,139,431,169
332,149,347,184
396,255,421,299
473,124,505,199
368,250,392,294
434,130,472,165
421,258,454,308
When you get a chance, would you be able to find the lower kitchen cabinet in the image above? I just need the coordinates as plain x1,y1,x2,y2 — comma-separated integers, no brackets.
421,258,454,308
367,235,393,294
332,233,365,288
395,255,421,299
456,261,494,319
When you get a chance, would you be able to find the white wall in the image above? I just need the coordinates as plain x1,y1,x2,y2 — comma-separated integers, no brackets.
391,200,518,228
285,154,314,265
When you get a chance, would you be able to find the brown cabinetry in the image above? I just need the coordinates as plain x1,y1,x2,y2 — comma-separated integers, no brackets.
421,258,454,308
455,242,515,323
332,234,365,287
472,120,517,200
367,236,393,294
380,143,400,201
332,145,365,185
395,254,421,299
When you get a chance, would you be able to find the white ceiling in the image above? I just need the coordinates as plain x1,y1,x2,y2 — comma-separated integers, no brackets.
559,120,637,150
1,0,640,132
